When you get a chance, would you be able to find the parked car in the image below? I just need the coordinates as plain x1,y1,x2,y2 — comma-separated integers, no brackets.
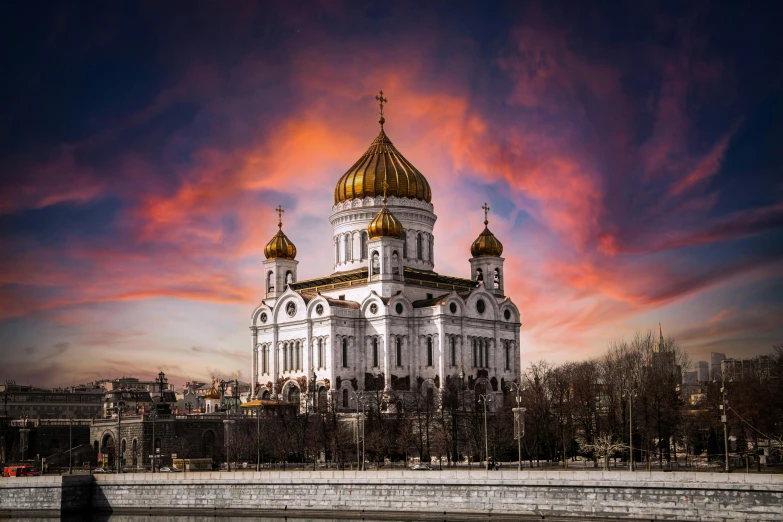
92,468,113,473
410,463,435,470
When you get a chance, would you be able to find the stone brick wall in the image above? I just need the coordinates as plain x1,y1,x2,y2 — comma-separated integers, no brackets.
0,475,92,516
2,470,782,520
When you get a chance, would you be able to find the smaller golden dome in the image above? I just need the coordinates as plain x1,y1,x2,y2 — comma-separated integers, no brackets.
264,206,297,260
470,203,504,257
204,381,221,400
368,184,404,239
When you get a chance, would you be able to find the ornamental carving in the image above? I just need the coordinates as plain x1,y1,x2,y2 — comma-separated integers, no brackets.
296,375,308,392
274,377,286,394
323,378,330,390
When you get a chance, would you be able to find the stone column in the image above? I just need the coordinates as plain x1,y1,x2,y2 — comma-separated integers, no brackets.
304,321,312,376
436,321,445,402
251,327,258,398
383,329,391,391
271,327,279,399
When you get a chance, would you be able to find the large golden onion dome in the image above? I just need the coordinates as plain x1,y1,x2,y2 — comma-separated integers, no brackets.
470,203,504,257
264,206,297,260
368,191,405,239
204,381,221,400
334,92,431,205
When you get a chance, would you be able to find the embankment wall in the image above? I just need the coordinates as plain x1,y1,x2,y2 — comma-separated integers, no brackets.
2,470,782,521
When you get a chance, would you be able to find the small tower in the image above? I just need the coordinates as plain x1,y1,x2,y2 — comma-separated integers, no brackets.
204,380,222,413
263,205,298,300
367,182,405,285
470,202,505,295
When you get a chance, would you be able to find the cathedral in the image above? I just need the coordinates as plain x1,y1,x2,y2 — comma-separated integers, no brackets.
250,93,521,413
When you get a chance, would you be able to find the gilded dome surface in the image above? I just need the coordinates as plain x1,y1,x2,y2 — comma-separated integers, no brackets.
368,204,404,239
470,203,503,257
204,382,221,400
264,206,297,260
334,128,432,205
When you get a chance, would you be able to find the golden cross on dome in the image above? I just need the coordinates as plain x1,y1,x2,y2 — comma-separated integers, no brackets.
375,90,388,127
482,202,490,225
381,180,389,204
275,205,285,228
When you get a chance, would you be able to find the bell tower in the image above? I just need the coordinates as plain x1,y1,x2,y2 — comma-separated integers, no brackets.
262,205,298,300
469,203,505,296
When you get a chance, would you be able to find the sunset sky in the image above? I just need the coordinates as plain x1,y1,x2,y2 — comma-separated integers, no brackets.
1,2,782,388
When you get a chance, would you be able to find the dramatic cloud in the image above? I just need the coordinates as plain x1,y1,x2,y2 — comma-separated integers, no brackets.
0,2,781,387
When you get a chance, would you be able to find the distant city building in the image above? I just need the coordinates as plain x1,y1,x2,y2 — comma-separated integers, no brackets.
0,383,104,420
696,361,709,383
683,370,697,385
711,352,726,380
721,355,775,382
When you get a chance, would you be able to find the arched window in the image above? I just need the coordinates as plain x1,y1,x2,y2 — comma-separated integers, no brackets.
479,339,484,368
342,388,349,408
426,388,434,408
285,271,294,285
504,341,510,371
371,251,380,276
396,337,402,367
473,338,477,368
266,271,274,293
451,336,456,367
335,237,340,265
485,341,490,369
493,268,500,290
361,231,368,260
342,338,348,368
288,386,300,404
132,439,138,467
296,341,301,371
283,343,288,372
403,231,408,258
416,233,423,260
428,235,433,263
392,251,399,275
475,268,483,282
427,337,433,367
372,337,379,368
345,233,353,262
317,338,323,369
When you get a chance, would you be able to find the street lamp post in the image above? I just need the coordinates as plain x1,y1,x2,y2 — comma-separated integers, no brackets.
478,393,492,470
507,381,525,471
150,408,157,473
622,388,637,471
721,377,730,472
256,403,263,471
349,391,363,470
68,415,73,475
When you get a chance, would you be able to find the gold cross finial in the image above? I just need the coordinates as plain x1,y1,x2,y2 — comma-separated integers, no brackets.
375,90,388,128
482,202,490,225
381,180,389,204
275,205,284,229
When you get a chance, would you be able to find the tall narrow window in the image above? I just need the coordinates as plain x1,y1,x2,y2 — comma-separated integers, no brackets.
427,337,433,367
372,338,379,368
494,268,500,290
396,337,402,367
283,343,288,372
266,271,274,293
473,338,477,367
479,339,484,368
317,339,323,369
485,342,489,370
285,271,293,285
296,341,301,371
417,233,423,260
392,251,399,275
335,238,340,265
346,233,353,262
342,338,348,368
403,232,408,258
475,268,483,282
428,235,433,263
371,251,380,276
342,389,348,408
361,231,368,259
451,337,456,367
504,341,510,371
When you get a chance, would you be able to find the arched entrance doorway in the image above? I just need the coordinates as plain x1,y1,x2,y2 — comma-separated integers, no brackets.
100,433,115,468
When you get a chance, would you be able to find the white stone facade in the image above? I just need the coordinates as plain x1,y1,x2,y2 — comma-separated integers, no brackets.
251,161,521,414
